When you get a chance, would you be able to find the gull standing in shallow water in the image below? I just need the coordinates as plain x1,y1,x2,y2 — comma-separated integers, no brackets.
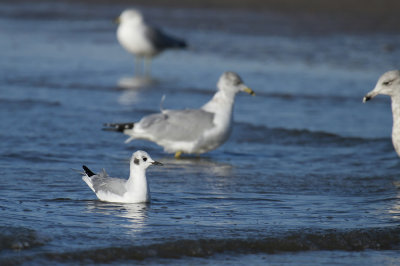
82,151,162,203
363,70,400,156
115,9,187,76
104,72,255,158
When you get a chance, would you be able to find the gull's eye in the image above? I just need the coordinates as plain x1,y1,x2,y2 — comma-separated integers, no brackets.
383,80,393,86
143,157,147,162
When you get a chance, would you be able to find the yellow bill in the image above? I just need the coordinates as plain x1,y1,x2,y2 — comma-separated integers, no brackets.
243,87,255,96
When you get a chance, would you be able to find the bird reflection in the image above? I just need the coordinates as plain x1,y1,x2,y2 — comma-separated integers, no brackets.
119,203,149,231
85,201,149,232
160,156,234,177
116,76,159,105
117,76,159,90
389,181,400,220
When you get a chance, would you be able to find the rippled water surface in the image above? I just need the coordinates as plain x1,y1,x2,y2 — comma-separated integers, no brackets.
1,1,400,264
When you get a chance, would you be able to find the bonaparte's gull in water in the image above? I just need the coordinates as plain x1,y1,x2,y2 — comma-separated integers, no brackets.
104,72,255,158
82,150,162,203
363,70,400,156
115,9,187,76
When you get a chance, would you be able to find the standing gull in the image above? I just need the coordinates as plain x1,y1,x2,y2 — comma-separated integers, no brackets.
104,72,255,158
115,9,187,76
363,70,400,156
82,150,163,203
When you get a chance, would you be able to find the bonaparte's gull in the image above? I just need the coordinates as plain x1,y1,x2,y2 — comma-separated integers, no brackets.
82,150,162,203
363,70,400,156
115,9,187,76
104,72,255,158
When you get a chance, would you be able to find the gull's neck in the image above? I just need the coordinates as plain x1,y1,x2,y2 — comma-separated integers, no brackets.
201,89,236,114
126,165,149,201
391,94,400,156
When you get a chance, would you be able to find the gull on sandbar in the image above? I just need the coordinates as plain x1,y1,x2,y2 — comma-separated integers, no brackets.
115,9,187,76
82,151,162,203
363,70,400,156
103,72,255,158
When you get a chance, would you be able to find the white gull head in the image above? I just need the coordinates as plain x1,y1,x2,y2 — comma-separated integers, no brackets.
363,70,400,102
130,150,162,174
216,71,255,98
118,9,144,25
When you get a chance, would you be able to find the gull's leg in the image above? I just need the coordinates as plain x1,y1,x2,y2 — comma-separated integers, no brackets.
134,56,140,77
140,56,145,76
135,55,145,77
174,151,182,159
144,56,152,77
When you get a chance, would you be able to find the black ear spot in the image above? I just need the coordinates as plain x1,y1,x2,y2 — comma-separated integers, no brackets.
134,158,140,165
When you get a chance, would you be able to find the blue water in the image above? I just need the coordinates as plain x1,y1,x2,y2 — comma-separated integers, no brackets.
1,1,400,264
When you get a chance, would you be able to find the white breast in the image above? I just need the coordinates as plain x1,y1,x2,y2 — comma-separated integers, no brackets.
117,23,156,56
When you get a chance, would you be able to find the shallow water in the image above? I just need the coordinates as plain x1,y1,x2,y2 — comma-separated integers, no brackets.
1,1,400,265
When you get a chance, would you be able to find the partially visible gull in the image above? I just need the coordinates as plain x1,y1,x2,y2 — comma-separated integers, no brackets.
363,70,400,156
82,150,163,203
115,9,187,76
104,72,255,158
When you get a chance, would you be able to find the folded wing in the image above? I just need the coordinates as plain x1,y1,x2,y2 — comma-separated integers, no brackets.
139,109,215,142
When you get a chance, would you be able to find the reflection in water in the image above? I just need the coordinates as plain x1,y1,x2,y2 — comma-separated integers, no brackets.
389,181,400,220
160,156,234,177
85,201,149,232
119,203,149,232
117,76,159,105
118,76,159,90
118,90,140,105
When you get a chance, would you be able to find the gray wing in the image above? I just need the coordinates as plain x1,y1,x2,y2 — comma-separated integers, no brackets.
90,176,127,196
145,26,186,50
139,109,215,142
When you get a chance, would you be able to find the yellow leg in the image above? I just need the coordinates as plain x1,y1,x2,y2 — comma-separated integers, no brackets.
174,151,182,158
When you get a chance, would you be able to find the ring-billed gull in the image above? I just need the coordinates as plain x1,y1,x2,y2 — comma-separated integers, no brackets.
82,150,163,203
104,72,255,158
115,9,187,76
363,70,400,156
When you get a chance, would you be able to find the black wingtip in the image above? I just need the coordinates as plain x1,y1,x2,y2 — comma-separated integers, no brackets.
82,165,96,177
179,40,187,48
102,123,134,132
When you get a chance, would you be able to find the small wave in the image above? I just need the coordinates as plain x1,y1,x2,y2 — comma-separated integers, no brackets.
0,98,61,109
1,151,67,163
44,198,73,202
7,226,400,264
233,123,387,147
249,91,354,103
0,226,44,252
4,76,113,92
